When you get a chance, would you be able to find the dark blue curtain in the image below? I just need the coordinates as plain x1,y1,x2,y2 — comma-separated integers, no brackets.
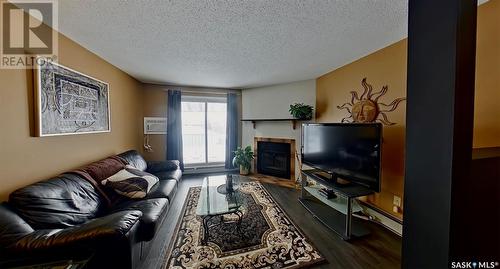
225,93,239,169
166,90,184,171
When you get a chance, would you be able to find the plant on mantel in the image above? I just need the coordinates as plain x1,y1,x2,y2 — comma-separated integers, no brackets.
289,103,314,120
232,146,255,175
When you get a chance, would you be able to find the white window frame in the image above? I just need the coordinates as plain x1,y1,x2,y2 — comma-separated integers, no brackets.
181,95,227,168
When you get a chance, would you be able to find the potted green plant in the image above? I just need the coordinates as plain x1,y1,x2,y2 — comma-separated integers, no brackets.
289,103,314,120
232,146,255,175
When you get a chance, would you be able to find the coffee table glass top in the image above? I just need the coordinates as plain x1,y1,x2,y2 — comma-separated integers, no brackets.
196,175,243,216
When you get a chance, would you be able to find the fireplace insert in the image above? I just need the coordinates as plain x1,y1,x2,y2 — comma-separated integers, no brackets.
256,141,291,179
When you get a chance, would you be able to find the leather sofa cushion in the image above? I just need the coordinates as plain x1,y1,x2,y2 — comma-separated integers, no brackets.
118,150,148,172
102,165,159,199
155,169,182,182
146,180,178,202
9,173,103,230
82,156,126,182
111,198,169,241
146,160,180,174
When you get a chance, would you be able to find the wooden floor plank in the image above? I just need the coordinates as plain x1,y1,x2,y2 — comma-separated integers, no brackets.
143,173,401,269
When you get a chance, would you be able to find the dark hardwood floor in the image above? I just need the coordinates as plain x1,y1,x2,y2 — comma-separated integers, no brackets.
143,173,402,269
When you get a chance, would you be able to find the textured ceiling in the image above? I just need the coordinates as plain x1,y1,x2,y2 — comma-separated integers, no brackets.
55,0,485,89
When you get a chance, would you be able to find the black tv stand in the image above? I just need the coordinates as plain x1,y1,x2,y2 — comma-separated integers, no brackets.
299,169,375,240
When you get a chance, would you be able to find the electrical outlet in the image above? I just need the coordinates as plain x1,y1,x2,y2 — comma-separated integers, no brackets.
393,195,402,207
393,206,399,213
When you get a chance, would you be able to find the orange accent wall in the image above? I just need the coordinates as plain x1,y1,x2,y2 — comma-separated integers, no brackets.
0,33,144,201
316,40,407,220
315,0,499,219
474,0,500,148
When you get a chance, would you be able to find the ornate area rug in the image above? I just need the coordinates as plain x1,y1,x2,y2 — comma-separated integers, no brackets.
162,181,324,269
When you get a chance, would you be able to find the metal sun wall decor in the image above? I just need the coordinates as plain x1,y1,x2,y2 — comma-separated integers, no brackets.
34,58,110,136
337,78,406,125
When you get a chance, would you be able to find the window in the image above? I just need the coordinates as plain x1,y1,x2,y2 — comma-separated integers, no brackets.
181,96,227,166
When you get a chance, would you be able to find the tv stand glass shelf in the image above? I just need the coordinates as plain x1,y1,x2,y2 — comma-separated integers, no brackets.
300,169,375,240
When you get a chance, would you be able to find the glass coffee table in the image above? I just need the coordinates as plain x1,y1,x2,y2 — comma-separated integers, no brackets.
196,175,244,245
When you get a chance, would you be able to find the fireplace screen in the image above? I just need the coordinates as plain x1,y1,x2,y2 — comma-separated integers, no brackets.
257,141,291,179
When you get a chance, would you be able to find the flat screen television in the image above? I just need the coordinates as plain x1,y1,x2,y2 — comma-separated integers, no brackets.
302,123,382,192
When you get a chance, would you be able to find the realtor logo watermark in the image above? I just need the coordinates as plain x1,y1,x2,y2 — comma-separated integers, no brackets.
1,0,58,68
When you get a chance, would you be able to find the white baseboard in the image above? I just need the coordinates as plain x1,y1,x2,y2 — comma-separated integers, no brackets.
359,205,403,236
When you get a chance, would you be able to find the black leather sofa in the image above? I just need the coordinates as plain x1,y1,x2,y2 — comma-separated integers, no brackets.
0,150,181,269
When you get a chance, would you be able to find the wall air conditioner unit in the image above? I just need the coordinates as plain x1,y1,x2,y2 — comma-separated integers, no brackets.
144,117,167,134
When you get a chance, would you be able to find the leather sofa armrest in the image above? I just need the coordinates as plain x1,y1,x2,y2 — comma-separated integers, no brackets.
0,203,34,248
146,160,180,174
11,210,142,251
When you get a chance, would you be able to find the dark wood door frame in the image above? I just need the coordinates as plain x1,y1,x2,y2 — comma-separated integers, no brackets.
403,0,478,268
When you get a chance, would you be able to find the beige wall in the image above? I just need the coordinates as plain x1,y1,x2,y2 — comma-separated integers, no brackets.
142,85,168,161
0,33,144,201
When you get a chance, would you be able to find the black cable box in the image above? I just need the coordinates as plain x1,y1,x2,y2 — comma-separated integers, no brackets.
318,188,336,199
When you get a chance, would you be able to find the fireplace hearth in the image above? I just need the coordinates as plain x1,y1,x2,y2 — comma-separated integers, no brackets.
254,137,295,180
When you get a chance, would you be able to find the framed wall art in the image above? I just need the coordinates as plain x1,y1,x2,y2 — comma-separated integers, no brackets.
34,57,110,136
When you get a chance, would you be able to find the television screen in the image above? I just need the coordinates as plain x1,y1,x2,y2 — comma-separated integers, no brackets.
302,123,382,192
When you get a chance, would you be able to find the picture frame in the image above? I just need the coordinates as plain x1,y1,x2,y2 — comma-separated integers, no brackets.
34,57,111,136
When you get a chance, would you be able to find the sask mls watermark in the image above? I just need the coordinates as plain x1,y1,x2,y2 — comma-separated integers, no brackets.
1,0,58,69
451,261,499,269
